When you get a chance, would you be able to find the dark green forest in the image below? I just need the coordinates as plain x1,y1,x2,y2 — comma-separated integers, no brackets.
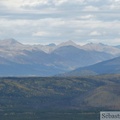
0,74,120,120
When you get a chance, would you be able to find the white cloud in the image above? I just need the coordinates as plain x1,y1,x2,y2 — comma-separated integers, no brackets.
79,14,95,20
32,31,61,37
109,38,120,45
109,4,120,10
90,31,101,36
32,31,50,37
0,31,3,35
102,0,120,10
53,0,86,6
23,0,49,6
83,6,99,11
0,16,120,44
111,0,120,3
89,38,120,46
1,0,49,7
86,0,100,2
53,0,68,6
0,0,120,45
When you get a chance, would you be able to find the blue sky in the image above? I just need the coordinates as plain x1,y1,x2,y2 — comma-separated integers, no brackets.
0,0,120,45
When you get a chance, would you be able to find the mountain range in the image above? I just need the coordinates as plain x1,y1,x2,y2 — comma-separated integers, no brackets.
0,38,120,76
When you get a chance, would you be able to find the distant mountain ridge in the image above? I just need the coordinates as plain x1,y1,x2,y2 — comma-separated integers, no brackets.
60,56,120,77
82,42,120,55
1,39,120,55
115,45,120,49
0,38,120,76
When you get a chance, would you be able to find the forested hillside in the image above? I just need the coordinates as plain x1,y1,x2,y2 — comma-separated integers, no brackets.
0,75,120,110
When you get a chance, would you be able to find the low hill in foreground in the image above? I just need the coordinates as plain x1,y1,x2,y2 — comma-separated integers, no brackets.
0,75,120,111
0,75,120,119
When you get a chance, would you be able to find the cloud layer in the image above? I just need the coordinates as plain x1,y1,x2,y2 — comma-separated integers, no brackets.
0,0,120,45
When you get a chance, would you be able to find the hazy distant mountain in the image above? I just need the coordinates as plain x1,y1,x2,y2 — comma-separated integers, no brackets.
47,43,56,47
115,45,120,49
61,56,120,77
0,56,13,64
0,38,120,76
52,45,114,69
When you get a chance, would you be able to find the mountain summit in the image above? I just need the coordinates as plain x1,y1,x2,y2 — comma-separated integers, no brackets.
57,40,80,48
0,38,22,46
